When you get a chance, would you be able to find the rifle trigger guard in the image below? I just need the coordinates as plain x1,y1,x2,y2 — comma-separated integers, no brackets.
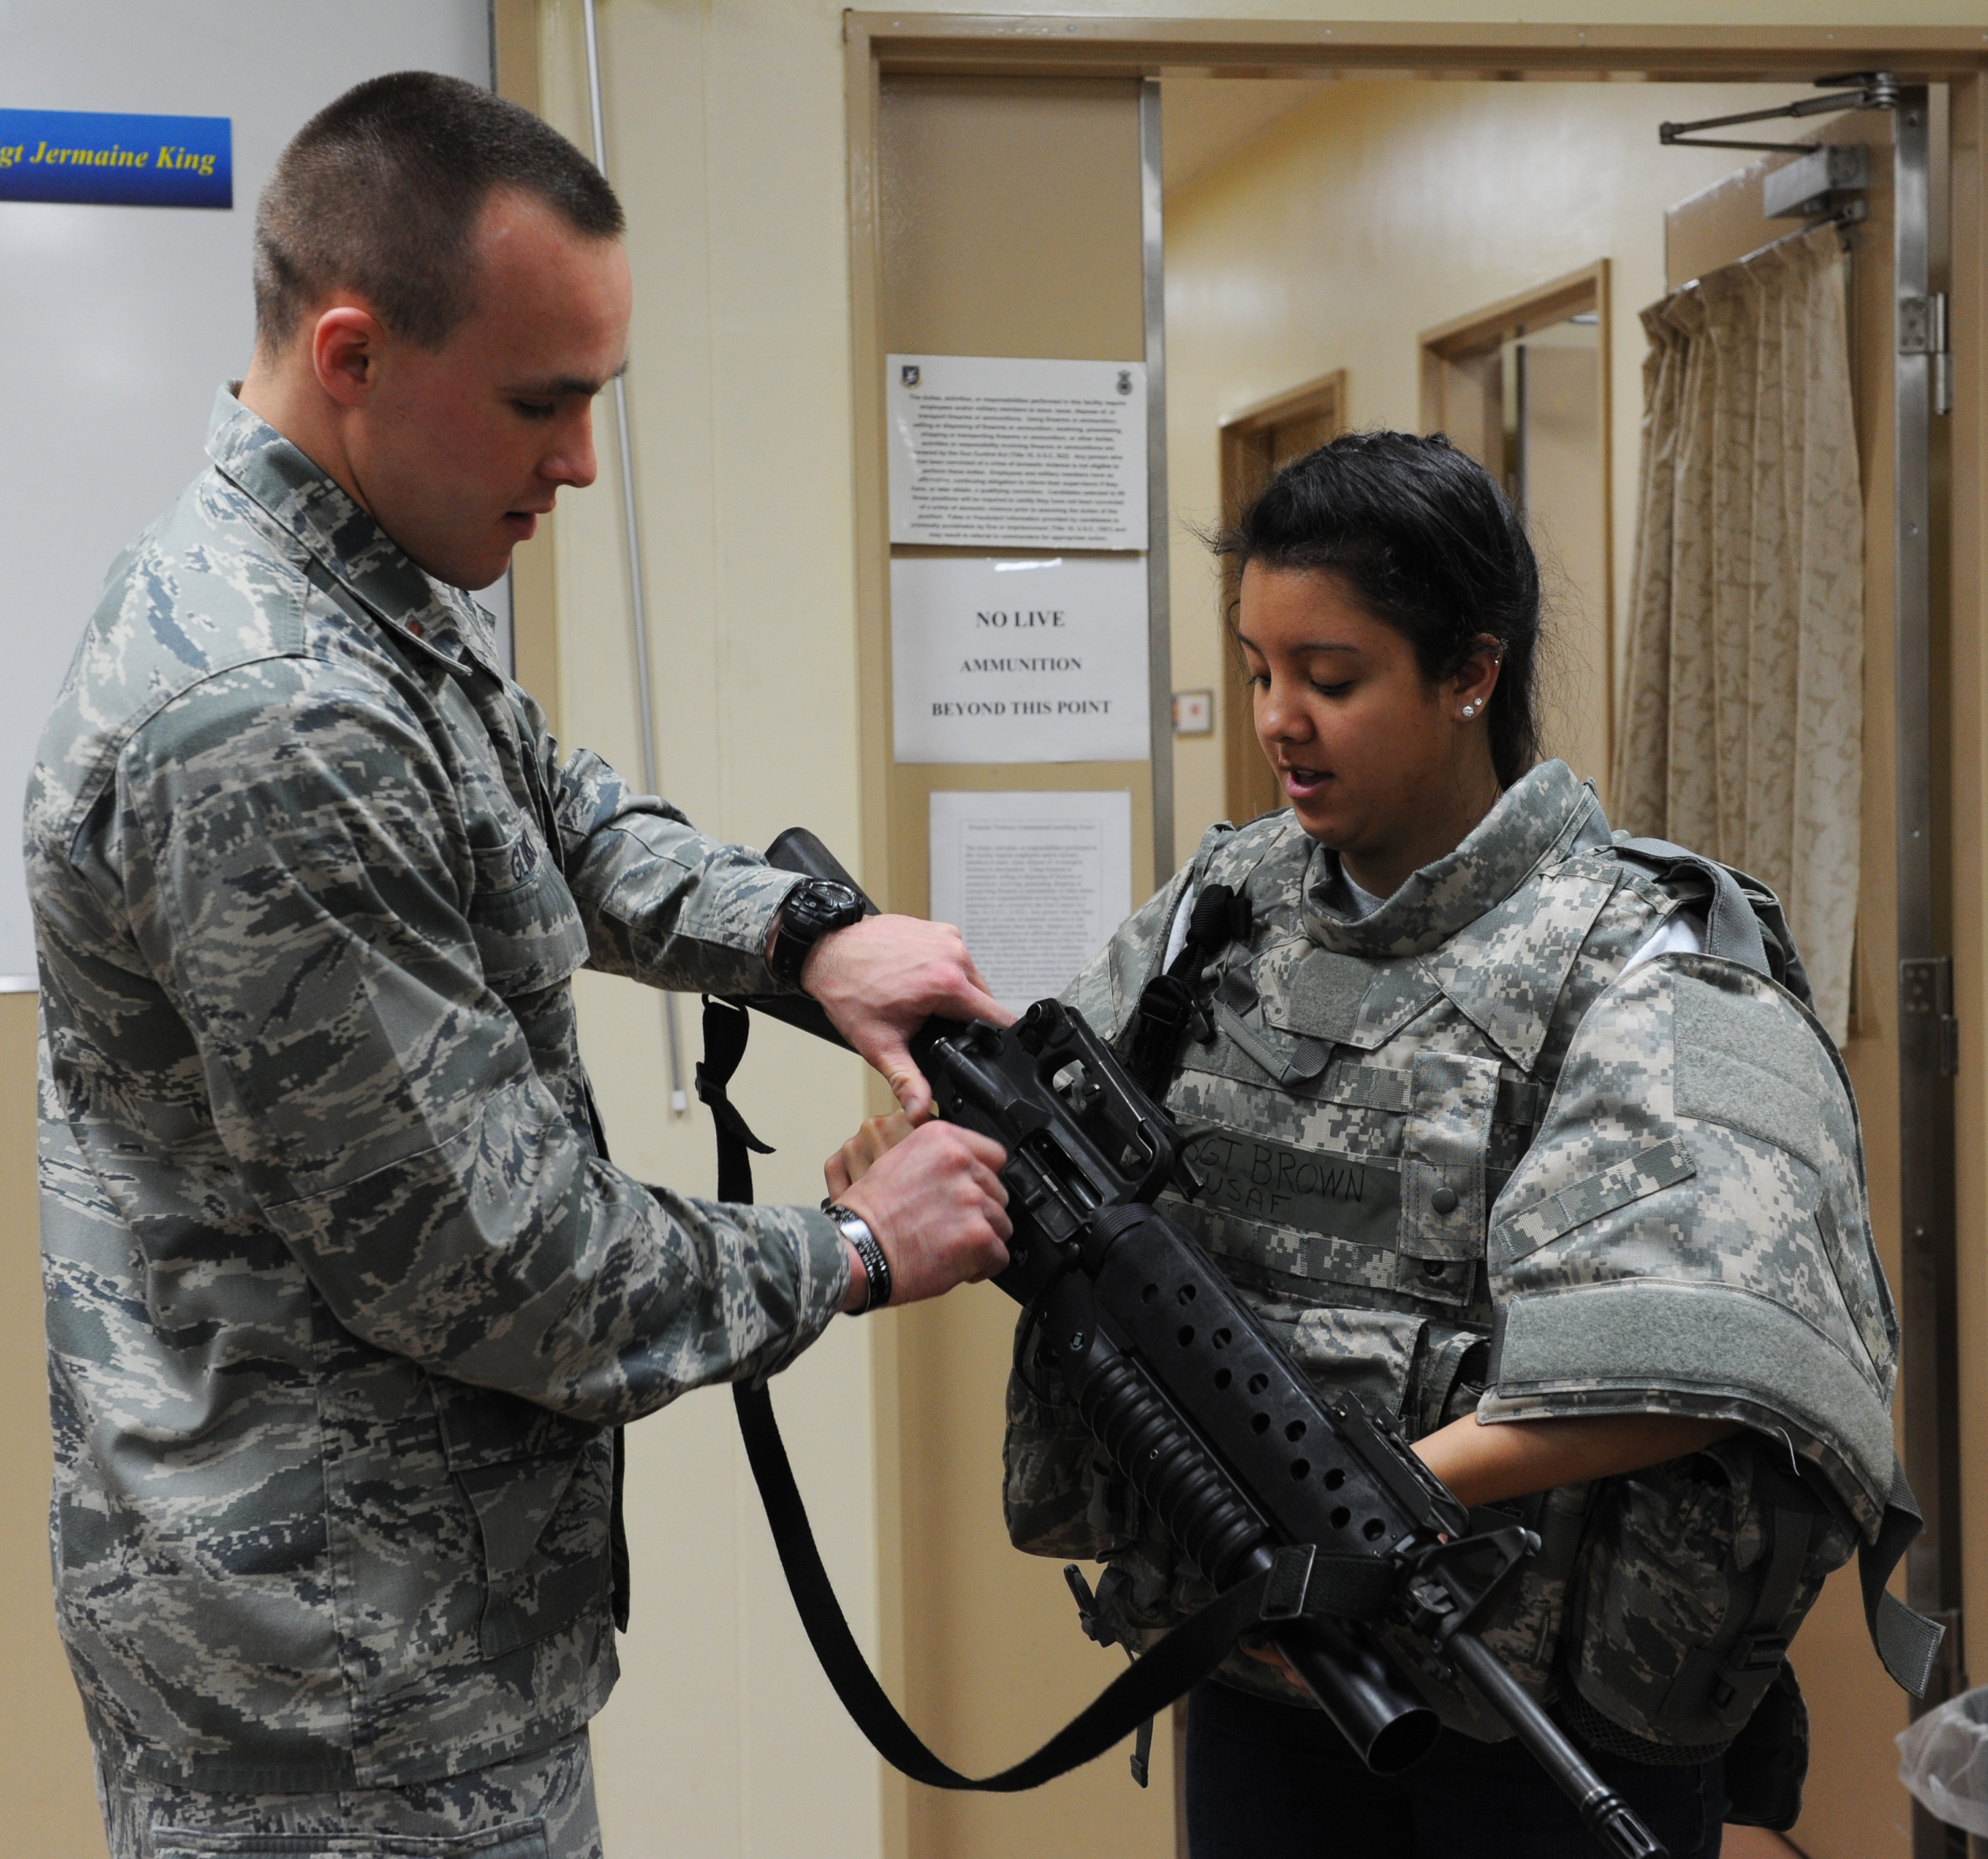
1406,1524,1540,1643
1260,1543,1318,1625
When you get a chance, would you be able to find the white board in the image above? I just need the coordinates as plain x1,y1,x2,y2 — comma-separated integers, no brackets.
928,790,1132,1017
886,353,1147,550
890,555,1150,764
0,1,503,989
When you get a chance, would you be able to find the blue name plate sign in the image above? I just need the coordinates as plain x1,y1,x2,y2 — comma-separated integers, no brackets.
0,107,231,209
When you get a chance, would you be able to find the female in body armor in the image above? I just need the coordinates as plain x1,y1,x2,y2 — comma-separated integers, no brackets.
830,432,1902,1859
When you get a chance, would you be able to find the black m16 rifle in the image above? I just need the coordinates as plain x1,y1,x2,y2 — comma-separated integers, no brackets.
718,832,1667,1858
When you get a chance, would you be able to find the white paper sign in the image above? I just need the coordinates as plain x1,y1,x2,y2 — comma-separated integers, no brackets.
929,790,1132,1018
891,556,1150,764
887,354,1148,550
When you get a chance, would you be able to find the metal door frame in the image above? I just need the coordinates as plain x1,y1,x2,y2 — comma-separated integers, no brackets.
1893,81,1966,1859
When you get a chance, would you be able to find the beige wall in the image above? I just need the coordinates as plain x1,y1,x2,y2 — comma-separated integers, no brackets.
1160,77,1817,866
866,75,1185,1859
5,7,1986,1859
532,5,888,1856
0,995,101,1856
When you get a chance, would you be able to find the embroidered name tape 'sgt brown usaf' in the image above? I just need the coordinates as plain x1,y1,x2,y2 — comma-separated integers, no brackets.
1186,1132,1384,1239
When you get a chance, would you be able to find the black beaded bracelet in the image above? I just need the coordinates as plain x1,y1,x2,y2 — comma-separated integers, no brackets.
823,1201,892,1313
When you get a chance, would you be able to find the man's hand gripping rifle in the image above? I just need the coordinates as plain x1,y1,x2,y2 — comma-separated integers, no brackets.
910,998,1667,1859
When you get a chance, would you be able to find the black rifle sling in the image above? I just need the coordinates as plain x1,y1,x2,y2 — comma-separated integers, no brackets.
578,1078,633,1633
700,994,1384,1789
1126,881,1249,1099
734,1368,1386,1790
695,997,775,1193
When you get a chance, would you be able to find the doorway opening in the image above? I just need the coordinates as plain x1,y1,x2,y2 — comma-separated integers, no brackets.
846,31,1980,1859
1419,265,1612,812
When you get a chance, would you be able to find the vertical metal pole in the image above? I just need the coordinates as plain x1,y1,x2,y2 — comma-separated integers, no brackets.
1894,82,1964,1859
584,0,688,1113
1140,79,1175,887
486,1,518,677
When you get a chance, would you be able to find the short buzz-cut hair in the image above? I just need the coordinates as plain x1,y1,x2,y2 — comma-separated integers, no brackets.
253,71,624,352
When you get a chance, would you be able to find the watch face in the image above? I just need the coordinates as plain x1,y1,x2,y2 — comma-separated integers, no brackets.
775,880,865,983
800,881,862,927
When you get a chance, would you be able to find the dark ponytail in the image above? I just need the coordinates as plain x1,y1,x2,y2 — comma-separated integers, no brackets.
1215,430,1542,787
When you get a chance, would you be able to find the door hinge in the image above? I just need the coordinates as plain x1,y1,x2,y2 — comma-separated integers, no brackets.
1901,292,1953,414
1902,955,1960,1076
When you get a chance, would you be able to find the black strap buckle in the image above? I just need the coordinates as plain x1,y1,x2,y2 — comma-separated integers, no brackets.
1727,1629,1791,1676
1260,1543,1317,1624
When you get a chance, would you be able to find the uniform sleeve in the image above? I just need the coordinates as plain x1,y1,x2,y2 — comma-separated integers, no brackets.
117,663,848,1424
515,686,804,997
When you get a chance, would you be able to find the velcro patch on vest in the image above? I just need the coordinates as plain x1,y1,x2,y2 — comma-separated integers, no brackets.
1493,1138,1697,1263
1671,968,1846,1176
1326,1059,1548,1129
1182,1129,1399,1252
1257,939,1440,1050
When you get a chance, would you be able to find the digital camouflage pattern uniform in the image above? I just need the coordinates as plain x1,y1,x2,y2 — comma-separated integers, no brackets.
1005,759,1904,1751
29,389,849,1803
96,1727,601,1859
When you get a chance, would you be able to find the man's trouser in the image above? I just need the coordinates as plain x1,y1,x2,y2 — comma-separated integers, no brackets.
93,1727,602,1859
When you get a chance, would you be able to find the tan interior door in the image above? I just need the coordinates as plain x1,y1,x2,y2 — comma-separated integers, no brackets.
1218,372,1347,826
868,74,1179,1859
1418,266,1614,799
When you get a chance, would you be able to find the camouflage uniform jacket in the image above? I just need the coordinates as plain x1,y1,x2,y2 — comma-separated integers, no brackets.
28,389,849,1792
1004,759,1896,1727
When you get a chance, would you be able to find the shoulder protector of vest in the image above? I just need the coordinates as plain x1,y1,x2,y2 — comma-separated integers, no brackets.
1483,946,1944,1701
1487,950,1889,1514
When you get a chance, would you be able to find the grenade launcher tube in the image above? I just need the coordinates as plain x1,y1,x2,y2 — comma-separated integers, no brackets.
1052,1286,1440,1775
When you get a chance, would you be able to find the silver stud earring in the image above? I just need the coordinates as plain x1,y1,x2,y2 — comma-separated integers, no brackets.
1462,703,1478,718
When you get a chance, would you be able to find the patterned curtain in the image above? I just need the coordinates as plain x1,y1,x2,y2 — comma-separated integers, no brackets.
1613,222,1864,1042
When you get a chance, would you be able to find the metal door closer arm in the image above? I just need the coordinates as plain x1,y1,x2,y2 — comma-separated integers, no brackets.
722,832,1665,1859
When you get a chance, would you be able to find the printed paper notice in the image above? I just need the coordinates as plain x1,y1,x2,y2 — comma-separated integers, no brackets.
929,791,1132,1018
892,556,1150,764
887,354,1147,550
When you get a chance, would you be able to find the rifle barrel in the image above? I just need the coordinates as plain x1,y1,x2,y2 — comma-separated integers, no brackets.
1444,1633,1669,1859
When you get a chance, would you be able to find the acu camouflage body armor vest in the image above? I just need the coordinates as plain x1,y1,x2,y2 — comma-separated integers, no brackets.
1005,759,1915,1764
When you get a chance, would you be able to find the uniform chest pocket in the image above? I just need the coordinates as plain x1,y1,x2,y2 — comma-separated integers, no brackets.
467,826,590,1000
1397,1050,1501,1304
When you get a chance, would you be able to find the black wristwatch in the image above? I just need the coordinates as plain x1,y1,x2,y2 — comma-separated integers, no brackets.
768,878,865,989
